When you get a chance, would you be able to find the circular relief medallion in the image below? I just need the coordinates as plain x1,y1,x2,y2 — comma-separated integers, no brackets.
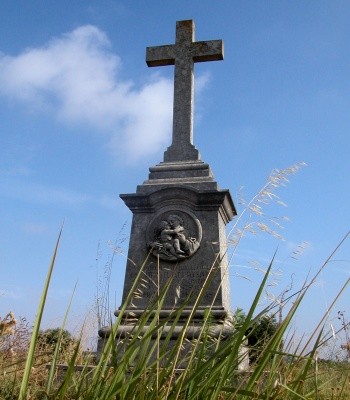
147,210,202,262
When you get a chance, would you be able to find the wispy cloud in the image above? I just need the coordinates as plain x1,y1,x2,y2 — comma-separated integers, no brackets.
0,176,118,209
0,166,33,177
21,222,49,235
0,25,211,162
195,70,211,93
0,288,23,300
1,178,90,206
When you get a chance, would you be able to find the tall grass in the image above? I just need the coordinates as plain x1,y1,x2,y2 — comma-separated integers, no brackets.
1,230,349,399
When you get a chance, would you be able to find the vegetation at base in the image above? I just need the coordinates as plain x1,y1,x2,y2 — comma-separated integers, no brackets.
37,328,77,353
234,309,280,364
0,231,349,399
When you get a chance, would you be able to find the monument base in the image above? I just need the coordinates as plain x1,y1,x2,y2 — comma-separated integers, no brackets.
97,308,249,370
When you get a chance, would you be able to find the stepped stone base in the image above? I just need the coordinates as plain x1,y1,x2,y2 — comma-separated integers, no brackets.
97,308,249,370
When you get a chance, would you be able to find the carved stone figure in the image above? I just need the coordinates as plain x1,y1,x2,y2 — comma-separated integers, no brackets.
149,213,200,261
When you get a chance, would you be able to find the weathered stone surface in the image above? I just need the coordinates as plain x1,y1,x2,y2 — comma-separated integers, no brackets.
146,20,223,162
119,185,235,311
97,19,248,369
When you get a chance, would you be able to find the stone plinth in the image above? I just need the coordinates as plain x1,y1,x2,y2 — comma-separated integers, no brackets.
97,159,238,361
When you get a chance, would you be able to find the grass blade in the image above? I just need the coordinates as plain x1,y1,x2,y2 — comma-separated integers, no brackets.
19,225,63,400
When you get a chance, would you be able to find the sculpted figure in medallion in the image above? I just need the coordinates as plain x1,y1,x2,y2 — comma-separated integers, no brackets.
149,214,200,261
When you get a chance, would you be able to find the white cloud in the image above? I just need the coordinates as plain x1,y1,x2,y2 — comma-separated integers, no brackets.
0,166,33,177
0,25,174,161
0,288,23,300
21,222,49,235
97,194,118,209
1,175,121,209
1,176,90,207
195,70,211,94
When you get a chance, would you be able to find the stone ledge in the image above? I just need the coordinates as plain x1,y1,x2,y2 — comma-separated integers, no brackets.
114,307,230,319
98,321,234,339
120,186,236,221
149,161,211,172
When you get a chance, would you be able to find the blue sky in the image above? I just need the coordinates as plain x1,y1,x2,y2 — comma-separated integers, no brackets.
1,1,349,349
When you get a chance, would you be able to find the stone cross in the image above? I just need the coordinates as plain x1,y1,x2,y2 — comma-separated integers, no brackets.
146,20,223,162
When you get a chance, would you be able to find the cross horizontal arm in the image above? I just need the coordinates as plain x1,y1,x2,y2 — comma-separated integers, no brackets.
146,45,175,67
192,40,224,62
146,40,224,67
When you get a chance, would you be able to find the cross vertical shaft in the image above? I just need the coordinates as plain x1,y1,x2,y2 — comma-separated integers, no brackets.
146,20,224,162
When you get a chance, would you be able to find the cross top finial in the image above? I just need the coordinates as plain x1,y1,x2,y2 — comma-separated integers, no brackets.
146,20,224,162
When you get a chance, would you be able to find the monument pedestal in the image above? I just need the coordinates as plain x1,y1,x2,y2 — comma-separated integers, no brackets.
97,159,248,368
118,163,235,311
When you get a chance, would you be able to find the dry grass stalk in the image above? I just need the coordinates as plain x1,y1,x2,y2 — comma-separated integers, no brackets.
0,311,16,336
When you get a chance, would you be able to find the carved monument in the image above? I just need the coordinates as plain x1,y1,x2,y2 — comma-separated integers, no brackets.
98,20,244,366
